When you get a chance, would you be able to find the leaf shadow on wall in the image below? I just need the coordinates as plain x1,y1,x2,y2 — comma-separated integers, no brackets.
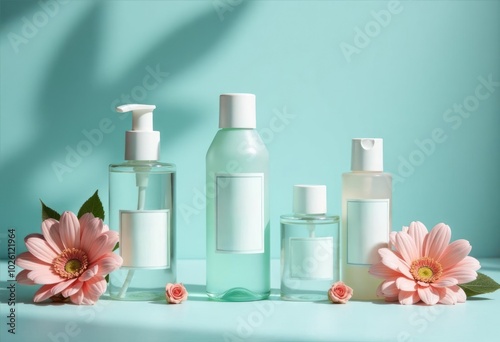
0,0,40,29
0,1,252,233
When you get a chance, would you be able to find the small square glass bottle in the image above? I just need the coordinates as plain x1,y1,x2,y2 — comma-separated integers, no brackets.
280,185,340,301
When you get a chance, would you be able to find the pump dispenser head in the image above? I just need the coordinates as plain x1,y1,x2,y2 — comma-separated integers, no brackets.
219,93,256,128
293,185,327,215
116,104,160,161
351,138,383,172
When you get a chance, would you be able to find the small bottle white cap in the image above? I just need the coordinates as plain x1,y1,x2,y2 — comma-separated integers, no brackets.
351,138,384,171
116,104,160,161
293,185,327,215
219,93,256,128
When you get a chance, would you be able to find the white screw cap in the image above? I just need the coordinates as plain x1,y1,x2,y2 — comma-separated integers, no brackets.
219,93,256,128
351,138,384,172
293,185,327,215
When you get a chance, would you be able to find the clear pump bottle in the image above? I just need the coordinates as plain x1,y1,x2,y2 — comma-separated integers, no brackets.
108,104,176,301
341,138,391,300
206,93,270,301
281,185,339,301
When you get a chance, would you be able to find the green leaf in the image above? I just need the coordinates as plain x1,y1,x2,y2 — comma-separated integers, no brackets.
41,200,61,221
77,190,105,220
112,242,119,252
459,272,500,297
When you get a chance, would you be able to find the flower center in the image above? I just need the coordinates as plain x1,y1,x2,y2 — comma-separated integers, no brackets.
410,257,442,283
53,248,88,279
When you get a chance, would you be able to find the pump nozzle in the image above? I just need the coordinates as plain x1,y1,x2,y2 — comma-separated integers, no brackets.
116,104,160,161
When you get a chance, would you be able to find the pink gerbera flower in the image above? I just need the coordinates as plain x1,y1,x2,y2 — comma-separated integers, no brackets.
16,211,122,305
369,221,480,305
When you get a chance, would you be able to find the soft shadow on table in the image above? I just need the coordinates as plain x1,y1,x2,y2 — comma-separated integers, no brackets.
466,296,493,301
146,284,210,303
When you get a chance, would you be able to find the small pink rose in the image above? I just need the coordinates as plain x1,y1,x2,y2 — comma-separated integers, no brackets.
165,283,188,304
328,281,353,304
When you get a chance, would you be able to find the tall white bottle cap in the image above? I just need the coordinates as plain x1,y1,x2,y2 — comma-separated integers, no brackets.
116,104,160,161
219,93,256,128
293,185,327,215
351,138,383,171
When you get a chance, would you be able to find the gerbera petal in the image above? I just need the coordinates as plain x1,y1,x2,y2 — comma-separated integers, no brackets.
41,219,63,254
379,279,400,297
51,278,78,295
62,280,83,298
407,221,428,256
389,231,398,250
443,267,478,284
16,269,36,285
80,265,98,282
70,288,85,305
378,248,412,279
439,239,472,270
369,262,402,279
80,215,103,253
451,285,467,303
83,277,107,302
418,286,440,305
399,290,420,305
78,212,95,231
27,268,63,284
395,231,418,265
436,287,458,305
70,277,106,305
396,277,417,291
16,251,50,270
25,234,57,264
432,277,458,287
454,256,481,272
59,211,81,249
87,231,119,262
33,284,57,303
423,223,451,260
93,253,122,276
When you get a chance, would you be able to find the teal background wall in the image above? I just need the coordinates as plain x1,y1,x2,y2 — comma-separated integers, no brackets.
1,0,499,259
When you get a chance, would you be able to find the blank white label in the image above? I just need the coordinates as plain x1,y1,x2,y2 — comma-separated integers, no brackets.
216,173,264,253
289,237,334,280
120,210,170,269
347,199,389,265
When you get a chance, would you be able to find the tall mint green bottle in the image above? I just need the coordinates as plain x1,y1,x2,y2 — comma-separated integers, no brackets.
206,93,270,301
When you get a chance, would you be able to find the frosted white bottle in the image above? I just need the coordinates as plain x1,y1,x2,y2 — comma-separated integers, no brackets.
206,93,270,301
341,138,392,300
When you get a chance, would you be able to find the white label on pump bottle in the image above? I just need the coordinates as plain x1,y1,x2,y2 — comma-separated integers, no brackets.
215,173,264,254
346,199,389,265
289,237,334,280
120,210,170,269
